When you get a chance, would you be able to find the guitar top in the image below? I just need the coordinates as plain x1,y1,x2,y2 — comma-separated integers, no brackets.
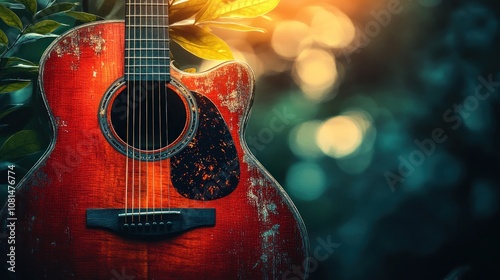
0,2,309,279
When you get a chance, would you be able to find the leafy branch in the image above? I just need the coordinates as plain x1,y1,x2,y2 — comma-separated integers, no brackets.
169,0,279,60
0,0,102,164
0,0,102,94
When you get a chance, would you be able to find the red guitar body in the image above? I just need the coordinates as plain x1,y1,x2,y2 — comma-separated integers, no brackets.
1,21,309,279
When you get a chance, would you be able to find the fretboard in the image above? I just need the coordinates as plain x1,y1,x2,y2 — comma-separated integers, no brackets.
125,1,170,82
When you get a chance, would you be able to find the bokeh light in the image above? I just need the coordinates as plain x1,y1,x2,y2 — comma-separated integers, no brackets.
306,5,355,49
289,120,324,159
316,114,364,158
286,161,327,201
471,180,498,219
293,48,338,101
271,20,311,59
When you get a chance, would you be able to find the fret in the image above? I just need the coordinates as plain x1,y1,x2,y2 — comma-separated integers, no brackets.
126,17,167,26
126,38,170,41
126,15,168,17
125,55,170,58
125,57,170,68
126,42,169,51
125,74,171,82
125,44,169,51
125,27,168,37
126,3,168,6
125,42,169,48
125,56,170,59
125,62,170,67
125,11,168,17
126,45,169,48
128,25,168,28
126,66,170,74
125,57,170,61
126,4,167,16
125,0,170,82
126,25,168,31
126,47,170,51
126,53,170,59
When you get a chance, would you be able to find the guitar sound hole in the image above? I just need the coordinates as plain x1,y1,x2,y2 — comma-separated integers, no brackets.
110,81,187,151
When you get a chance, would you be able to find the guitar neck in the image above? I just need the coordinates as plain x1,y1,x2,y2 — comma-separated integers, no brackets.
125,0,170,82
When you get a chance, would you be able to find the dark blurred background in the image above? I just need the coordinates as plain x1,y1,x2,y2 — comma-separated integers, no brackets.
221,0,500,279
2,0,500,279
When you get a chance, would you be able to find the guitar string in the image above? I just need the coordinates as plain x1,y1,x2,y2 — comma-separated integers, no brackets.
151,0,156,221
145,0,151,223
156,0,161,220
162,0,168,220
157,0,164,217
138,0,145,223
125,0,132,224
165,0,171,214
131,0,136,224
126,1,172,222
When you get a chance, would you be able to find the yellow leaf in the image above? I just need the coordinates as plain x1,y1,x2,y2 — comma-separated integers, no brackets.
170,0,209,24
201,21,266,33
195,0,280,23
182,68,197,73
171,25,234,60
260,14,272,21
170,0,186,5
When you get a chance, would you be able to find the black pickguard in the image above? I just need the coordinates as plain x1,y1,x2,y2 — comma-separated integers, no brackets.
170,92,240,200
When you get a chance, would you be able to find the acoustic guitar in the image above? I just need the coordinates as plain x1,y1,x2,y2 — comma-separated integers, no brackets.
1,1,309,279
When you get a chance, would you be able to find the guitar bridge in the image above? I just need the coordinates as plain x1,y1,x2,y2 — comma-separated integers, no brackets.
86,208,215,238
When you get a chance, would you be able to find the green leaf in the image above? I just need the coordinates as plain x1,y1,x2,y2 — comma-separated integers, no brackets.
170,0,209,23
0,130,43,160
0,30,8,46
34,2,77,21
16,33,58,45
0,4,24,30
0,3,25,10
0,105,33,135
0,81,31,94
0,105,22,120
25,19,64,34
15,0,37,15
0,57,36,68
0,64,39,80
65,11,103,22
196,0,280,23
46,0,57,7
171,25,234,60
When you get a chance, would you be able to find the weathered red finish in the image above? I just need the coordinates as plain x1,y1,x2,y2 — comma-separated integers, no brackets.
1,22,309,279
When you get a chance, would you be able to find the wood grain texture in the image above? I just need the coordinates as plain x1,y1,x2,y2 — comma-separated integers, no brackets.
0,21,309,279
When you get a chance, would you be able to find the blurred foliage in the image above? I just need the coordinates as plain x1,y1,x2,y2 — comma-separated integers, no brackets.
0,0,101,204
87,0,279,60
0,0,101,93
